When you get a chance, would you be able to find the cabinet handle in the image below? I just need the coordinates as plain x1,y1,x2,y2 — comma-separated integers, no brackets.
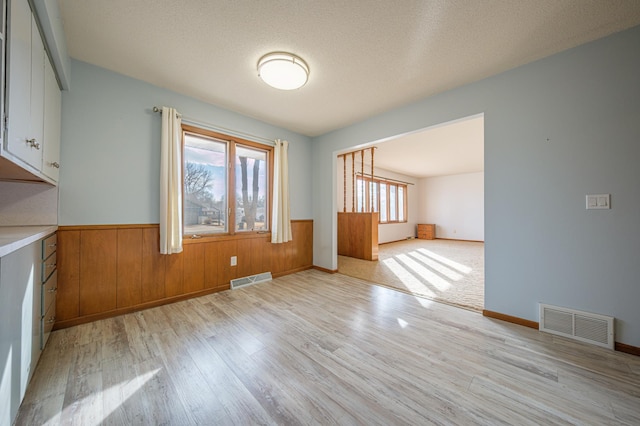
47,317,56,324
46,263,56,268
49,287,57,292
51,162,60,168
26,138,40,150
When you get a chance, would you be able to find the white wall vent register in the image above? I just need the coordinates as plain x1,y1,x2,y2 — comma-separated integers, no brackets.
539,304,614,349
231,272,272,289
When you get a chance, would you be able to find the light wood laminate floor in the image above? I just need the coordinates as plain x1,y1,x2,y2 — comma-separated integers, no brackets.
17,270,640,425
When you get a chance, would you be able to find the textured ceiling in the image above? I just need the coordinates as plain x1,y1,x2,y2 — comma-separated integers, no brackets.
374,115,484,178
58,1,640,137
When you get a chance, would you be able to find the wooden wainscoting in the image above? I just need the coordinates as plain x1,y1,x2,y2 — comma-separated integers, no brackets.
55,220,313,329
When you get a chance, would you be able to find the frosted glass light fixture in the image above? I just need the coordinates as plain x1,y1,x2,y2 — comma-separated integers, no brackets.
257,52,309,90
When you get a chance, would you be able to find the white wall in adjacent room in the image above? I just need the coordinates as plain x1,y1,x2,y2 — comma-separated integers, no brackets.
418,172,484,241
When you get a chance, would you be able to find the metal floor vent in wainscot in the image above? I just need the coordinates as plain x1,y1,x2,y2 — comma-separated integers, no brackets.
231,272,272,289
539,303,614,349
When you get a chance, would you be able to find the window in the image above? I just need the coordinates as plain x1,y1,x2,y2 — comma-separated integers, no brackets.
380,182,387,222
356,176,407,224
389,185,397,221
182,125,272,237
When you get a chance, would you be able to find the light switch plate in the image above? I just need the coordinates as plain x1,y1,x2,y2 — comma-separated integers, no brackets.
586,194,610,210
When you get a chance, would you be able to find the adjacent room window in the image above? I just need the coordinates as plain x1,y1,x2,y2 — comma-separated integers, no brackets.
183,125,271,237
356,176,407,224
380,182,388,222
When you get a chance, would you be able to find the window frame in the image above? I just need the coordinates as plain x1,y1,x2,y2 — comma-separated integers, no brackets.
182,124,274,239
356,175,408,224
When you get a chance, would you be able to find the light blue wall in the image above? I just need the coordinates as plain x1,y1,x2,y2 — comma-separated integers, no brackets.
59,60,312,225
311,26,640,346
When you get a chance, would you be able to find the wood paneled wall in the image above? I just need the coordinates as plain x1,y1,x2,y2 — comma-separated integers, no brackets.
55,220,313,329
337,212,379,261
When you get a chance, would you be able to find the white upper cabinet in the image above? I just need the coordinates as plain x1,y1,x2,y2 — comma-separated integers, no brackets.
5,0,43,170
2,0,61,184
43,58,61,181
29,17,45,162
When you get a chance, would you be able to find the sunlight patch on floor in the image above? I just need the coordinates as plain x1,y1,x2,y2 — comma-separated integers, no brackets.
396,253,451,291
383,258,436,298
414,297,435,308
417,248,473,274
59,368,160,425
407,251,463,281
339,239,483,311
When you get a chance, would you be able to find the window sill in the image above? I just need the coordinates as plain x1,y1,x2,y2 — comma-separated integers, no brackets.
182,231,271,244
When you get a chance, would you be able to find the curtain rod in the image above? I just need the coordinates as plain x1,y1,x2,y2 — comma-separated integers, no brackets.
153,106,180,117
355,171,415,185
152,106,275,147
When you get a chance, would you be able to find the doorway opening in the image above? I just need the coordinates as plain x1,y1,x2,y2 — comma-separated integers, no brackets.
336,114,484,311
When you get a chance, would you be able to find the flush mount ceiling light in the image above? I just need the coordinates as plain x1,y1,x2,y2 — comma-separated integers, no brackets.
257,52,309,90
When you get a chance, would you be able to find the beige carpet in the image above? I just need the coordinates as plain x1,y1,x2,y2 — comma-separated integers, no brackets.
338,238,484,312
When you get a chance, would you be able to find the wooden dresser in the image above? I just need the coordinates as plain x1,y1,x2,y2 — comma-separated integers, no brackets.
417,224,435,240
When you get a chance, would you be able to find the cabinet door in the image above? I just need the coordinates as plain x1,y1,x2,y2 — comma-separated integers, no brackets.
42,58,61,181
29,15,45,160
5,0,41,169
0,241,40,423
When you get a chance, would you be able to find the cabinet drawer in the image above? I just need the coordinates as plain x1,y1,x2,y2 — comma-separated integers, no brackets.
42,233,57,259
41,301,56,350
42,270,57,316
41,251,57,282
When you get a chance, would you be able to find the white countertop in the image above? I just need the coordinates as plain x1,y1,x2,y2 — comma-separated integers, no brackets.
0,225,58,258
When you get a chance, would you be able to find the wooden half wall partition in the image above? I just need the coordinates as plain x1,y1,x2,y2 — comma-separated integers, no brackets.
55,220,313,329
338,212,378,261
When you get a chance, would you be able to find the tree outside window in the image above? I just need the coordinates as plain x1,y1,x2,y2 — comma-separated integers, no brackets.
183,126,271,237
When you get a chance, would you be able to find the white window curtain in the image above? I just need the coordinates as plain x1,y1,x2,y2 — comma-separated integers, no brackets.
160,106,183,254
271,139,292,243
